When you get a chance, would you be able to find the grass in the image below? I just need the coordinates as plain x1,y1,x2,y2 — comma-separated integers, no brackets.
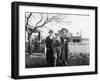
25,53,89,68
67,53,89,66
25,54,48,68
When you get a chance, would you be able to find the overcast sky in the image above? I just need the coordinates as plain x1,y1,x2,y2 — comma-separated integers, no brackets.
27,13,90,39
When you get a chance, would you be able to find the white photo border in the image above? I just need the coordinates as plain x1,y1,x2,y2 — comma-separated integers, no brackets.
18,5,96,76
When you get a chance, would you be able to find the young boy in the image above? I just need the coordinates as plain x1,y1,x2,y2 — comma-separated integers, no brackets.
53,33,62,66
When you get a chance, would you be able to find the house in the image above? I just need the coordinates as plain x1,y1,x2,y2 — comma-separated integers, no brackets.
70,36,82,43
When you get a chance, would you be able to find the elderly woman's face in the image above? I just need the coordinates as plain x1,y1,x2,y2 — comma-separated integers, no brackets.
62,30,66,34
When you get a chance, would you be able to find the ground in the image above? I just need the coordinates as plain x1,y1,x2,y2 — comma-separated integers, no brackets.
25,53,89,68
26,41,90,68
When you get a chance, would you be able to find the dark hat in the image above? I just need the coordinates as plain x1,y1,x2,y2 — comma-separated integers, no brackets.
49,29,53,33
62,28,66,30
61,28,68,32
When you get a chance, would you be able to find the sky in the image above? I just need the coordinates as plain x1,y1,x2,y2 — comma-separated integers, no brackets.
26,13,90,39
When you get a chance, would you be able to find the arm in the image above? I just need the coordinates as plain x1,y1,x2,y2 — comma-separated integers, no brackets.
45,37,48,48
58,38,62,57
52,38,56,56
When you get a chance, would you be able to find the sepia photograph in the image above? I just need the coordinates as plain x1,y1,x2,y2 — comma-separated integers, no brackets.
25,12,90,68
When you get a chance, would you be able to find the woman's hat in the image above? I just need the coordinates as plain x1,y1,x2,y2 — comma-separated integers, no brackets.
61,28,68,32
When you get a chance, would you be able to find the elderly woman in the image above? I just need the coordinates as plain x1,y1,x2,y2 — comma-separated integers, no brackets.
60,28,69,65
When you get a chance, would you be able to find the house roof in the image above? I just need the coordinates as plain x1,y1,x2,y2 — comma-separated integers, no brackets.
71,36,82,39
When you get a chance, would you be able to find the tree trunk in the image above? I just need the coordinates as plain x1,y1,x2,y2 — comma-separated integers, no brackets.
28,33,32,55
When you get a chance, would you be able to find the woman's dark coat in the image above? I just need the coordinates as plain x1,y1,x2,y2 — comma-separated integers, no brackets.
60,36,68,64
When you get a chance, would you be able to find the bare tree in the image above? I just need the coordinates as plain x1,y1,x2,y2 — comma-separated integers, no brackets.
25,12,68,55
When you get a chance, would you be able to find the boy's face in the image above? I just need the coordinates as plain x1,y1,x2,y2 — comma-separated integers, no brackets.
57,35,59,38
55,35,60,39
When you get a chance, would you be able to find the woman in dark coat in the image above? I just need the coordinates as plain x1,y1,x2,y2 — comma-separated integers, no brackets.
45,30,54,66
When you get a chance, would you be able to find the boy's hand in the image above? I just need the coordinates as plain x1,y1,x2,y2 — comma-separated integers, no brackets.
54,53,57,59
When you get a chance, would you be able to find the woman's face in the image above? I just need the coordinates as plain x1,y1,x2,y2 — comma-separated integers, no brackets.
63,30,66,34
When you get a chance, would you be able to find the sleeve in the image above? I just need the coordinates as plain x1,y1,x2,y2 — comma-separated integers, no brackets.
52,38,56,55
45,37,48,48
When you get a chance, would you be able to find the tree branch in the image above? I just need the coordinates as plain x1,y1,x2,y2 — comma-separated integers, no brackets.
36,14,49,28
25,12,33,34
26,13,65,35
27,12,32,20
45,15,56,24
35,13,43,27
